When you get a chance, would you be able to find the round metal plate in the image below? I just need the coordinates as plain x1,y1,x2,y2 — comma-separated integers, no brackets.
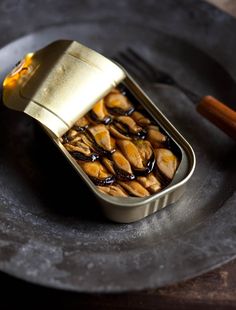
0,1,236,293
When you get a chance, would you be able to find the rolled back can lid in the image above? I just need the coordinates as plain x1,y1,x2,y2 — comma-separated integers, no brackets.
2,40,125,137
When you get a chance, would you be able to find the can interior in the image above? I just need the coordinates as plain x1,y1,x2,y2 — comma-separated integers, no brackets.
52,74,195,206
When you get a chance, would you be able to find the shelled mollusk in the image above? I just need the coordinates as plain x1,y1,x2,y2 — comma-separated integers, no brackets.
62,87,178,197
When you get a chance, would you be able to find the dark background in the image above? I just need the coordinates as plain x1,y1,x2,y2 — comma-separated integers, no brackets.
1,261,236,309
0,0,236,309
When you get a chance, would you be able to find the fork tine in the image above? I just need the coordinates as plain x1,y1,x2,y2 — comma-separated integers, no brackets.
114,48,177,85
120,51,154,81
113,55,137,77
117,51,154,82
127,48,176,85
113,55,129,71
113,53,149,81
113,53,138,74
126,48,159,78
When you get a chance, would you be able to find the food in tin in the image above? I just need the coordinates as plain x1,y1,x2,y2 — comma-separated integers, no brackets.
62,87,179,197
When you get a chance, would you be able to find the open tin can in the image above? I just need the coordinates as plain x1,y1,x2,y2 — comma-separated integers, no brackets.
2,40,195,223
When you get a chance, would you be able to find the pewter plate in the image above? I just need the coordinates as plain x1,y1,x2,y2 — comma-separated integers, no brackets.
0,0,236,292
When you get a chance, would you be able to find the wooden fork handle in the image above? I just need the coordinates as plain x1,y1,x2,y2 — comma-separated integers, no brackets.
197,96,236,140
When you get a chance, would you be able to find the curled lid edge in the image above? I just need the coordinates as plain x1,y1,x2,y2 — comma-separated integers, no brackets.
2,40,125,137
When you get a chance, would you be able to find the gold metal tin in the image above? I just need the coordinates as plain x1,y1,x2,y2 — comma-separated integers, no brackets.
3,40,125,137
2,40,195,223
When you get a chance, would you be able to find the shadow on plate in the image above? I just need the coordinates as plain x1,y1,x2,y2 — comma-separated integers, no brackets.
0,104,106,223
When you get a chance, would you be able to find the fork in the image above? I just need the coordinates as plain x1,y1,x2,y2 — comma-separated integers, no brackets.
114,48,236,140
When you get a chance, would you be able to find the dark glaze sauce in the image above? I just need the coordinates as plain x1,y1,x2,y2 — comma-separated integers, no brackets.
62,86,179,197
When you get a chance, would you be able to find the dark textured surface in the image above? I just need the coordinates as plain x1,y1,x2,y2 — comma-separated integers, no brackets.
0,0,236,292
1,259,236,309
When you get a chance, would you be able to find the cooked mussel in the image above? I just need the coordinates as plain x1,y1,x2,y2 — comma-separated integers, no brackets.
62,129,79,143
64,142,99,162
73,116,89,132
117,140,143,169
80,125,116,157
102,152,135,181
154,148,178,180
117,139,155,176
133,153,156,177
133,140,155,175
112,151,135,180
118,180,150,197
134,140,153,162
97,184,128,197
89,99,112,125
131,111,151,127
104,92,134,115
137,173,161,193
81,161,115,186
89,124,115,151
62,86,178,198
109,123,132,140
147,125,166,147
111,116,146,139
